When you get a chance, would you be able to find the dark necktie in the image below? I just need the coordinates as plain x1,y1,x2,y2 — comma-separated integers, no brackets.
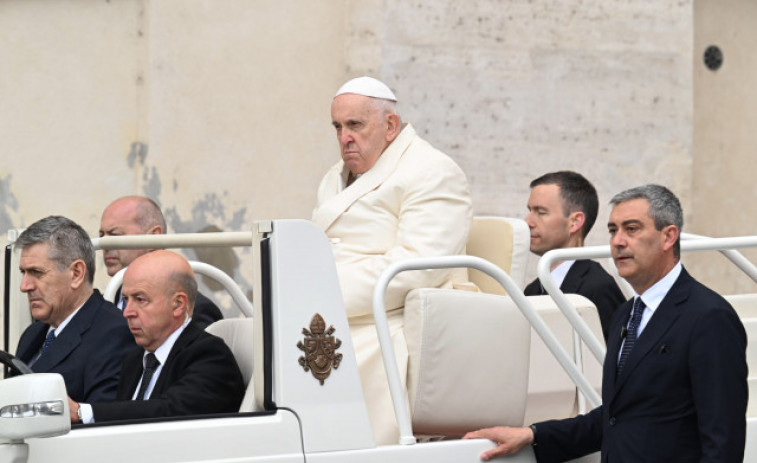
135,353,160,400
29,331,56,367
617,297,645,374
41,331,56,353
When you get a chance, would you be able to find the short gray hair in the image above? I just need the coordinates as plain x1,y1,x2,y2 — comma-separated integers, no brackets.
610,184,683,257
168,270,198,316
369,97,398,119
15,216,95,284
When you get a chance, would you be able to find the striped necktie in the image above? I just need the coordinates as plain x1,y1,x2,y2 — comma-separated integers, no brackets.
617,297,645,374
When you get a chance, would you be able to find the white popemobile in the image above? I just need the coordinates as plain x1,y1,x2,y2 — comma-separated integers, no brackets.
1,219,755,462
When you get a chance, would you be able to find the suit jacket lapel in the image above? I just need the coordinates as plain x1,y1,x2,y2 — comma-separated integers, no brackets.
150,323,201,397
603,298,632,394
610,270,690,398
311,124,415,231
31,293,99,371
118,349,145,400
16,323,47,363
560,260,590,293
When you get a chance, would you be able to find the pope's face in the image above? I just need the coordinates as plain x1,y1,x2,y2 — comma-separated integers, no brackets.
331,94,393,175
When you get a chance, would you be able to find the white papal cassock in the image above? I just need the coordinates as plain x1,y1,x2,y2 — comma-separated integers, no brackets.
312,123,474,444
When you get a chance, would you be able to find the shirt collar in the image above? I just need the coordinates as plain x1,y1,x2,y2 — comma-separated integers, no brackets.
52,302,86,337
148,317,190,366
551,260,576,289
635,261,682,311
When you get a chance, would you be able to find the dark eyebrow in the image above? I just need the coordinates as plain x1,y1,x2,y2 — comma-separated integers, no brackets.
608,219,643,228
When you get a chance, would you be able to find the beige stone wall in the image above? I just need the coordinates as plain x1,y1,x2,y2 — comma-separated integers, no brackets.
689,0,757,294
347,0,694,280
5,0,751,323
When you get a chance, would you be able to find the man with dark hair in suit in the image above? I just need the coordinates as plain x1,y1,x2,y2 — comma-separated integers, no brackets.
524,171,625,340
100,195,223,328
466,184,748,462
15,215,136,403
69,250,244,423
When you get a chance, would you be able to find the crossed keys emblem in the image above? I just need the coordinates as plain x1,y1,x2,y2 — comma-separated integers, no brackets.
297,313,343,385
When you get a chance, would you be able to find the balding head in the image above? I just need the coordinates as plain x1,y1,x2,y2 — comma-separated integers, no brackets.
122,250,197,352
100,196,166,276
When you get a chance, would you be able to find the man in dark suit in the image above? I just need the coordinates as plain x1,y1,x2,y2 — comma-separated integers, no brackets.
466,184,747,462
99,195,223,328
69,250,244,423
523,171,625,340
15,216,136,403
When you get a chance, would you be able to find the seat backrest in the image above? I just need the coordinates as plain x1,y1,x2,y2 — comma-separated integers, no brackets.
403,288,531,437
523,294,604,424
466,216,530,295
206,318,258,412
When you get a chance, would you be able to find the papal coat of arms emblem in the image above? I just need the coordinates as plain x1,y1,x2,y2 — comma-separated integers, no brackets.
297,313,343,385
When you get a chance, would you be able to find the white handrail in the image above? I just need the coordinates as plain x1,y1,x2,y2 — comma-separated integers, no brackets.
537,235,757,366
92,231,253,249
92,232,255,317
681,232,757,283
537,246,613,364
103,261,253,317
372,255,602,446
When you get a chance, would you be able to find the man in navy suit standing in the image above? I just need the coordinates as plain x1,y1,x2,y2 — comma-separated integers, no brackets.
15,216,136,403
466,184,747,462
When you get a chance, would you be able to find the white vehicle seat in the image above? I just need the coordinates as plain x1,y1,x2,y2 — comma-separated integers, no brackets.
403,288,531,437
466,216,530,295
523,294,604,424
724,294,757,418
205,318,258,412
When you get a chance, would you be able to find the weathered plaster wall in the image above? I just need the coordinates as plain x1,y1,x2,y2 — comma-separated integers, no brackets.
1,0,345,312
2,0,726,318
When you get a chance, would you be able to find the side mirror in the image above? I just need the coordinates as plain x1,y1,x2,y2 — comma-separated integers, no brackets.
0,374,70,440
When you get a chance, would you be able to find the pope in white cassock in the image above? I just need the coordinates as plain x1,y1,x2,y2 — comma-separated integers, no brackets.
312,77,474,444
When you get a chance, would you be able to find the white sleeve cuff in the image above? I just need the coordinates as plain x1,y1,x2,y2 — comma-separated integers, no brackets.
79,403,95,424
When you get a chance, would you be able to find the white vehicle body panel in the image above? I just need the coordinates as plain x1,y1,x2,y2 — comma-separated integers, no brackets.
27,411,304,463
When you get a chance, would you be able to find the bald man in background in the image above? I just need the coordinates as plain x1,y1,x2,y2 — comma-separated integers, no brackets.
100,196,223,328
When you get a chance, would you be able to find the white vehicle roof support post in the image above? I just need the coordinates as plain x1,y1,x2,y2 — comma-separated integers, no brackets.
102,261,253,318
373,255,602,446
95,233,255,317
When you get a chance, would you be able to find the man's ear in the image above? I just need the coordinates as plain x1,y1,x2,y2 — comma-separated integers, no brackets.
385,114,401,142
661,224,679,252
568,211,586,235
69,259,87,289
172,292,191,318
147,225,163,235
